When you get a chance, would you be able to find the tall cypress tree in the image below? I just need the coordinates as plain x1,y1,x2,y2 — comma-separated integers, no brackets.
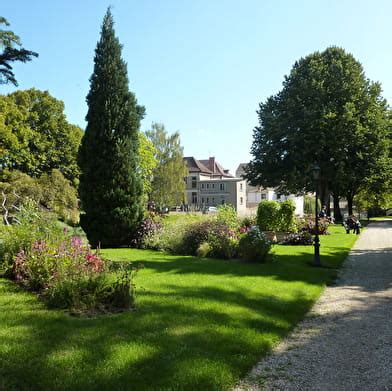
78,8,145,247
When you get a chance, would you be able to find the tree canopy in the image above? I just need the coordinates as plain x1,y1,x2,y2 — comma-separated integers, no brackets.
138,132,158,198
146,123,187,207
0,16,38,86
246,47,391,213
0,89,83,184
78,8,145,247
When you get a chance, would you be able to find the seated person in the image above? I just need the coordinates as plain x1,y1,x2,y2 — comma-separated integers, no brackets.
344,215,361,234
319,206,335,224
319,206,327,218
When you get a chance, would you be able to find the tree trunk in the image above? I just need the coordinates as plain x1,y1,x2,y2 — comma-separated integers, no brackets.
333,194,342,222
319,181,330,211
347,194,354,215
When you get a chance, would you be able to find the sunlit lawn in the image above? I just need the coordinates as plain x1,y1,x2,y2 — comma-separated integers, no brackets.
0,225,357,390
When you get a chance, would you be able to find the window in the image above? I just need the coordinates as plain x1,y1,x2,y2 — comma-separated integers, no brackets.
219,183,225,191
240,183,243,191
191,177,197,189
192,192,197,204
206,183,209,189
212,197,215,204
221,199,225,205
206,197,209,203
201,183,205,189
202,197,205,203
261,193,267,200
240,197,243,205
212,183,215,189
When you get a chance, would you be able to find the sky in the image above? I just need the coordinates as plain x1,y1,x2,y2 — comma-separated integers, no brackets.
2,0,392,174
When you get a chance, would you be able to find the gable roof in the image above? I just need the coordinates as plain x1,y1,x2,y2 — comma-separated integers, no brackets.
184,157,212,174
184,156,233,177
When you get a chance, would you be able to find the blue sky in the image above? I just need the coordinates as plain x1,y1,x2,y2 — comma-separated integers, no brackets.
2,0,392,174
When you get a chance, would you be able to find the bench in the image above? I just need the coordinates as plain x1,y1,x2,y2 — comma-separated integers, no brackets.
343,218,361,234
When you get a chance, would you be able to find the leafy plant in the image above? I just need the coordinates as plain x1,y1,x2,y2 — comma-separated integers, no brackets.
216,204,239,230
130,216,162,248
279,200,296,232
238,227,271,262
257,201,280,231
196,242,212,258
282,231,313,245
298,217,330,235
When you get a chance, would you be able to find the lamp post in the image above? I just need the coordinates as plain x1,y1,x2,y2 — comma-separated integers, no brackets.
312,164,321,267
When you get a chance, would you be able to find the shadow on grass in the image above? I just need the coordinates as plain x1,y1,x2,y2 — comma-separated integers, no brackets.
0,227,368,390
0,278,314,390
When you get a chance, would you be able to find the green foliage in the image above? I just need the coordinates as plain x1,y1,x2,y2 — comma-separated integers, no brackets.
217,204,239,230
2,203,138,313
143,216,189,253
279,200,296,232
146,123,187,207
282,231,314,245
304,195,321,215
0,89,83,184
0,200,62,272
0,16,38,86
238,227,271,262
0,169,79,225
256,201,280,231
247,46,391,206
38,169,79,224
196,241,212,257
138,132,158,198
0,226,357,390
78,8,145,247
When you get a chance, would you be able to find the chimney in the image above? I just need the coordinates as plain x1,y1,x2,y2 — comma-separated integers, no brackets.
209,157,215,172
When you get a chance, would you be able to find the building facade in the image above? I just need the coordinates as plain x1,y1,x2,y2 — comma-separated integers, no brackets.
235,163,304,215
184,157,247,214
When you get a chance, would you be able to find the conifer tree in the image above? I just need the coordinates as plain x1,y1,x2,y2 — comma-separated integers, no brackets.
78,8,145,247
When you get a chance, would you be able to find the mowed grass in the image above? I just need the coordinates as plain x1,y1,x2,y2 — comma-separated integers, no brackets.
0,226,357,390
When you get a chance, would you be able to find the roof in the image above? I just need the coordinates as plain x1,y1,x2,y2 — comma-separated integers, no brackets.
184,156,233,178
235,163,248,178
183,157,212,174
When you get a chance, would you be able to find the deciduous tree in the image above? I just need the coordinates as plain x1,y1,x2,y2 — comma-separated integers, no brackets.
0,89,83,184
146,123,187,207
247,47,390,215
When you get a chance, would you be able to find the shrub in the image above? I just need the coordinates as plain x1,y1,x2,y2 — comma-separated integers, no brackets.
298,216,330,235
217,204,239,230
196,242,212,258
0,200,62,273
130,216,162,248
303,195,321,215
143,218,188,253
145,216,241,259
279,200,296,232
181,220,219,255
257,201,280,231
282,231,314,245
207,224,239,259
240,216,256,228
0,170,79,225
238,227,271,262
3,203,138,314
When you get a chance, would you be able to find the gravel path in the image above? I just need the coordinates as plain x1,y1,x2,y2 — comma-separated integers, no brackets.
236,220,392,391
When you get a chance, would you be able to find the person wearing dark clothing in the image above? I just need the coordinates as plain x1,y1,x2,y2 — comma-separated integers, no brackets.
344,215,361,234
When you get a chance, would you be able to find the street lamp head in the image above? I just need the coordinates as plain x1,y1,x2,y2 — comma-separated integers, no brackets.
312,164,321,181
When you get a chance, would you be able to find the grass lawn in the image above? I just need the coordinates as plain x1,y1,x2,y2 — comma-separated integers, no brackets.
0,226,358,390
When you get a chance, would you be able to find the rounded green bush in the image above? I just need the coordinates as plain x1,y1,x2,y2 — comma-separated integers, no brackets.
238,227,271,262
